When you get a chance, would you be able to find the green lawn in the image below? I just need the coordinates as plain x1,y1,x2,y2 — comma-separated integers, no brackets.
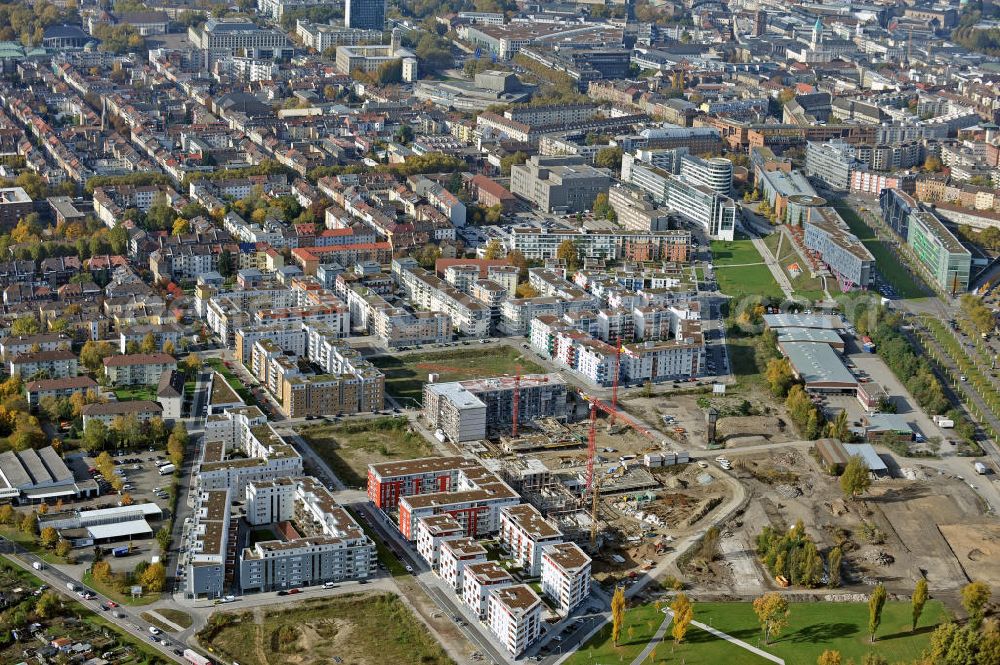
197,593,452,665
371,346,545,405
205,357,253,402
82,570,160,606
833,203,929,299
0,526,68,564
710,238,784,299
114,386,158,402
299,416,433,487
762,232,831,302
346,506,407,576
570,601,949,665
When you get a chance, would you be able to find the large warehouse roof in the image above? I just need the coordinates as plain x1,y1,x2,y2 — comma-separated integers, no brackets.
781,341,857,389
763,313,844,330
87,519,153,540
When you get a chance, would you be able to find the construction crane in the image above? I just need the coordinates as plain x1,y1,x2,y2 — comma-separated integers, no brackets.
512,366,521,438
581,392,661,549
611,337,622,417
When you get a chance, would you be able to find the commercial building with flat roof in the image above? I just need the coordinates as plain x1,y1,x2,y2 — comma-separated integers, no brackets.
803,207,875,290
510,155,612,214
0,446,96,505
906,210,971,294
779,341,857,392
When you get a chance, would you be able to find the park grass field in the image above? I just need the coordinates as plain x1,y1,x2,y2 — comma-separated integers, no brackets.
568,600,949,665
710,237,784,300
298,416,433,487
833,204,928,299
198,593,453,665
371,346,545,405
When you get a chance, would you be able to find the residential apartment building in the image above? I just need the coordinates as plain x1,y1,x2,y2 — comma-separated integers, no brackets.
367,457,520,540
8,350,78,378
510,155,612,214
0,333,72,361
26,375,98,410
392,259,491,338
499,504,563,576
102,353,177,386
463,562,513,618
186,488,231,599
239,476,376,592
423,374,569,443
199,406,304,494
118,324,183,354
438,537,488,590
879,187,919,238
540,542,592,615
416,514,465,569
509,227,691,263
81,400,163,428
295,20,382,51
487,585,543,657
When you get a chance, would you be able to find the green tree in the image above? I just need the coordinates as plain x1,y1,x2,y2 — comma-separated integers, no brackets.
55,538,71,558
594,147,623,171
82,419,108,453
156,524,171,553
35,591,61,619
912,578,929,631
827,546,842,588
840,455,871,500
765,358,794,397
140,332,157,354
484,239,505,260
500,151,527,176
827,410,850,441
611,585,626,646
961,580,991,629
40,526,59,548
670,593,694,644
817,650,841,665
11,316,40,335
753,592,789,644
0,503,14,525
868,583,887,642
556,239,580,271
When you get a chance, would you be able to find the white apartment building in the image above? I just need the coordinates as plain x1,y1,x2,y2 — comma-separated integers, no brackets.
102,353,177,386
499,504,563,576
487,585,543,657
438,537,487,590
416,514,465,569
392,259,490,338
239,477,376,592
199,406,303,494
540,542,592,615
186,488,231,599
463,562,513,618
9,350,78,379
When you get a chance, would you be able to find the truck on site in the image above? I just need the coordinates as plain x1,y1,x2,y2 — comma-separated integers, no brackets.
933,415,955,429
974,462,989,475
183,649,213,665
158,463,176,475
112,546,131,557
66,582,80,592
32,561,44,570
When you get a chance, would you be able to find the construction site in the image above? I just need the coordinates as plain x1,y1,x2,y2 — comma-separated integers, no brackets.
431,361,741,585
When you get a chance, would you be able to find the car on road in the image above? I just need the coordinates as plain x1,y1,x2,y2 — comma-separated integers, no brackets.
405,565,413,573
288,588,301,594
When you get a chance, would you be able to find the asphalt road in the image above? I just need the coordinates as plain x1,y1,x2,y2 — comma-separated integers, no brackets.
0,539,189,663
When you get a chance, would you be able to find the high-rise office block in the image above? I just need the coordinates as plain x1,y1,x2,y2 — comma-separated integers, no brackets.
345,0,385,31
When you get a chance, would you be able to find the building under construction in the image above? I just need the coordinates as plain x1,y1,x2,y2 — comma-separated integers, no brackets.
423,373,568,443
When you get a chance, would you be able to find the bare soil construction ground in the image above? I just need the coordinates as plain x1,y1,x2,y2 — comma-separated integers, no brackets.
679,446,986,596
